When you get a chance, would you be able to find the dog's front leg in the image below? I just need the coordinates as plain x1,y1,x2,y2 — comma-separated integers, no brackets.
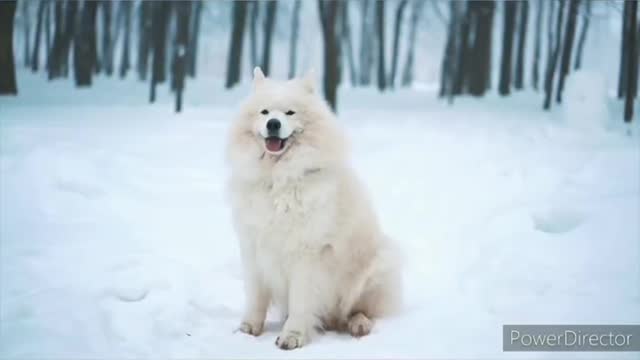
276,258,326,350
237,239,270,336
238,270,269,336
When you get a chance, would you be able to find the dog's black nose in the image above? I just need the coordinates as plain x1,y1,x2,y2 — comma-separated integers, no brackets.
266,118,281,131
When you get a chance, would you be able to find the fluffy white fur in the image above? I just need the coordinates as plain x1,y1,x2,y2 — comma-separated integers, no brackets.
226,67,401,350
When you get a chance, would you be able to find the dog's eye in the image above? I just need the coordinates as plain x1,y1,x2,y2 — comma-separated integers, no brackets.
260,109,269,115
285,110,296,116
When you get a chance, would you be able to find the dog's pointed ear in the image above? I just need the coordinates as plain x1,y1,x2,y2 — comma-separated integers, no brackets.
253,66,266,87
301,68,315,93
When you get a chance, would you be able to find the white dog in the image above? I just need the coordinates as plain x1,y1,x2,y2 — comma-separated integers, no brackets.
226,67,401,350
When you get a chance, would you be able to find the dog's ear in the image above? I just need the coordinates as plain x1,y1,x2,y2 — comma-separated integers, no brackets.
301,69,315,93
253,67,266,88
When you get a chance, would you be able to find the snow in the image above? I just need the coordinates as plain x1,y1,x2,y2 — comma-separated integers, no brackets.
563,70,609,132
1,71,639,359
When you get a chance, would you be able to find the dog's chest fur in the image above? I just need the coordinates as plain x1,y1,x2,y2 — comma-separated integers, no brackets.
235,171,337,262
232,172,339,304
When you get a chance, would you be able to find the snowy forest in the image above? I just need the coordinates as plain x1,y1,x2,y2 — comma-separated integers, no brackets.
1,1,639,359
0,0,638,120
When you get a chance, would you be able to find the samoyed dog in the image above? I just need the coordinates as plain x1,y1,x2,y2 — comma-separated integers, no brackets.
226,67,401,350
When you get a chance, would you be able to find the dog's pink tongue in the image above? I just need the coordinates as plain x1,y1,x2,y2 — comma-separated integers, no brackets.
265,138,283,152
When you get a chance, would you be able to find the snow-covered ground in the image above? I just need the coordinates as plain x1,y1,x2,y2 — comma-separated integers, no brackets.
1,72,639,359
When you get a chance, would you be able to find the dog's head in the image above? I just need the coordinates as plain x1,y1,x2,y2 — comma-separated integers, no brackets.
227,67,347,179
248,67,315,156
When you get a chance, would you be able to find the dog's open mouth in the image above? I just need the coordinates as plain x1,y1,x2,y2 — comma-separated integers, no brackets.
264,136,287,153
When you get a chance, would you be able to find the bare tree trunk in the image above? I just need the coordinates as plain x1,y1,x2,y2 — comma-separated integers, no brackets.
31,0,47,72
340,1,356,86
618,0,632,99
634,9,639,101
440,1,465,101
22,0,31,67
288,0,301,78
573,0,591,70
375,0,386,91
498,0,518,96
49,0,77,79
248,0,259,69
101,1,113,76
555,0,580,103
74,0,98,86
149,1,170,102
440,1,457,98
47,1,64,80
623,0,638,122
388,0,408,88
401,0,423,87
112,2,125,53
45,0,51,70
546,0,555,62
119,0,132,79
61,0,78,78
467,0,496,96
225,1,247,88
543,0,565,110
532,0,544,89
187,0,202,77
47,0,63,79
318,0,340,110
137,1,152,80
514,0,528,90
173,1,191,113
261,1,277,76
336,6,343,87
452,1,470,96
89,1,99,73
359,0,373,85
0,0,17,95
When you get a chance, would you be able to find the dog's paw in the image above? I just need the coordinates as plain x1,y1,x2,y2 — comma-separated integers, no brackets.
275,330,305,350
348,312,373,338
236,321,263,336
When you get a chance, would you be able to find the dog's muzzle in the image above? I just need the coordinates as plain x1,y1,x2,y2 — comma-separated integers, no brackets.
263,118,286,153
